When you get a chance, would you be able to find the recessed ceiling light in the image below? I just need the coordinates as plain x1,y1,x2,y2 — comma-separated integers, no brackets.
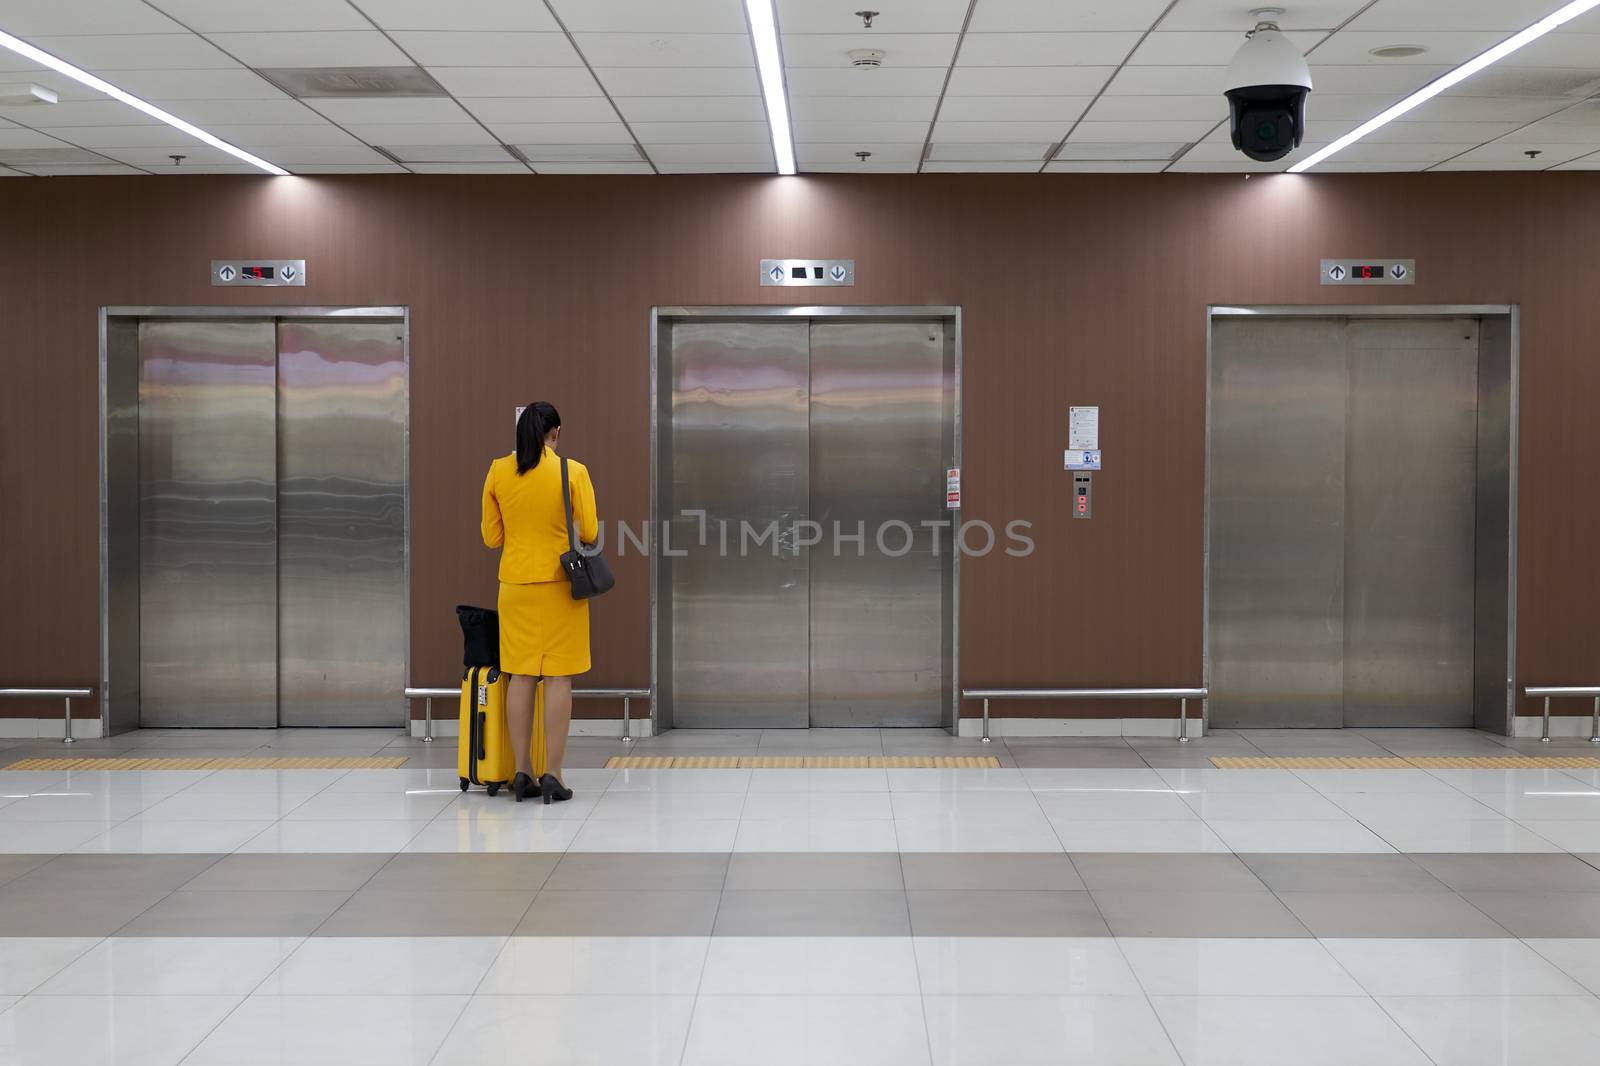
1369,44,1429,58
1292,0,1600,173
0,29,288,175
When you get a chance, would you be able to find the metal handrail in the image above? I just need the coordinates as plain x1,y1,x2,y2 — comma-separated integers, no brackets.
0,688,95,745
961,687,1208,744
1523,686,1600,743
405,685,651,744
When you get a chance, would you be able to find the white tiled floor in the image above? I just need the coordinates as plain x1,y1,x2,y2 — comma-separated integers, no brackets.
0,764,1599,855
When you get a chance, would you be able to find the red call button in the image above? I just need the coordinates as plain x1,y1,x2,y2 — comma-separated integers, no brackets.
1076,498,1088,514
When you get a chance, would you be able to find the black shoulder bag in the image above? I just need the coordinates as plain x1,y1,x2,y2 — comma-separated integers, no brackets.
559,456,614,600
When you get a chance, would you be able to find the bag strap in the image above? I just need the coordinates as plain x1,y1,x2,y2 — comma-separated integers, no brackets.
560,456,578,553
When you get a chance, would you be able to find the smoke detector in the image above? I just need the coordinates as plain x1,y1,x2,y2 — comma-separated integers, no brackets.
848,48,885,68
0,84,57,106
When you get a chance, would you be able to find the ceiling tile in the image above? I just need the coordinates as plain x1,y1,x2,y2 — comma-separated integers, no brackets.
406,162,530,172
1553,152,1600,169
1306,64,1454,94
29,34,236,71
1437,140,1596,164
6,101,159,127
786,68,949,96
46,124,201,148
533,162,656,173
800,142,924,162
781,34,958,68
517,143,642,161
1084,95,1228,121
657,162,769,172
1068,119,1218,142
486,122,633,143
1056,140,1189,160
212,124,365,147
936,96,1092,122
1348,0,1563,32
927,141,1048,161
629,121,771,143
96,144,239,165
309,98,473,124
1130,31,1323,66
462,98,621,124
1501,33,1600,69
340,122,497,145
282,163,409,172
924,160,1045,171
1161,0,1367,32
1319,140,1478,163
573,33,753,67
352,0,561,32
0,128,75,149
548,0,748,34
1360,120,1526,144
381,143,514,162
1410,95,1575,122
968,0,1174,32
648,142,776,163
0,1,181,35
1045,159,1168,171
947,66,1117,95
932,120,1071,142
254,146,395,165
792,120,929,142
594,68,761,96
957,32,1142,66
388,32,582,67
93,68,285,101
128,162,268,174
1101,65,1227,95
145,0,370,32
614,96,767,122
1300,94,1410,121
148,99,317,125
777,0,971,34
1305,160,1430,171
790,96,936,121
427,67,601,97
804,161,919,171
1498,107,1600,142
207,32,411,68
1309,31,1510,67
16,163,146,175
0,68,116,101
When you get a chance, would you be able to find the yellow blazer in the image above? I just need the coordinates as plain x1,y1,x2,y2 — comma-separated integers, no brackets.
481,450,599,584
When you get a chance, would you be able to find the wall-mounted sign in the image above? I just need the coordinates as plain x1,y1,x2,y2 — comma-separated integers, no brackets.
946,467,961,509
1068,406,1100,450
759,258,854,286
1064,449,1102,470
212,259,306,286
1321,258,1414,286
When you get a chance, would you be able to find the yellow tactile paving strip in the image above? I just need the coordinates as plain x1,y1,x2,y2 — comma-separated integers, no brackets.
1212,755,1600,769
607,755,1002,769
3,756,408,771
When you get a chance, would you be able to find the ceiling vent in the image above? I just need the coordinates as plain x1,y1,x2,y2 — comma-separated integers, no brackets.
516,144,645,163
256,66,446,98
0,147,109,166
1054,142,1191,162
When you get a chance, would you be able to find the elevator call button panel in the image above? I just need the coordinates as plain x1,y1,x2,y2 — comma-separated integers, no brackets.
1320,258,1414,285
759,258,855,286
1073,472,1092,520
212,259,306,286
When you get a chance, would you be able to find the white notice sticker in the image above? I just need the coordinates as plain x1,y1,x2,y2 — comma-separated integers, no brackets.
1064,449,1102,470
946,467,961,509
1069,406,1100,450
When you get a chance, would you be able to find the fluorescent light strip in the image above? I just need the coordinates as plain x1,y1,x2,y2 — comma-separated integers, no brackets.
0,28,289,176
744,0,796,175
1290,0,1600,173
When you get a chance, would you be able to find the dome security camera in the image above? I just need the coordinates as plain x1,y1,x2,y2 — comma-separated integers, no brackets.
1223,11,1313,162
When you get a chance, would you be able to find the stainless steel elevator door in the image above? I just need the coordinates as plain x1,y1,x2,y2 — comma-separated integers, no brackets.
1209,316,1480,729
808,321,947,727
1210,318,1348,728
138,320,278,727
1343,319,1477,727
276,320,408,727
666,320,811,728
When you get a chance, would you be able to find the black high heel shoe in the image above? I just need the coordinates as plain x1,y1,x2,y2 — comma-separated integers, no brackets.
510,772,540,802
539,773,573,805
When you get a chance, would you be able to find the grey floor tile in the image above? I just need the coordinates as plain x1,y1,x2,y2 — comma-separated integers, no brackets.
901,853,1081,891
319,888,535,936
1124,734,1257,751
1240,854,1449,894
756,729,884,754
1070,853,1264,892
1353,729,1518,756
520,889,720,936
15,854,223,893
183,853,391,892
367,853,557,893
715,889,911,936
544,853,729,892
1277,890,1510,937
1411,853,1600,893
881,737,998,756
724,853,903,891
629,730,762,752
1459,891,1600,938
1006,746,1151,769
0,854,53,888
119,889,351,936
1092,889,1309,938
1003,737,1134,749
907,889,1107,937
0,885,173,936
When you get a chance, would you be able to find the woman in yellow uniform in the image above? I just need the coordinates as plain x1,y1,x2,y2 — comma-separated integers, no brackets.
481,401,598,803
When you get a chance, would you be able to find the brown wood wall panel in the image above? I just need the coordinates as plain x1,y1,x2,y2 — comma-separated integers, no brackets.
0,173,1596,725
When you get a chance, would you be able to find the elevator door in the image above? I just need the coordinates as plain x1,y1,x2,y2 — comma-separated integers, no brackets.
660,316,955,729
135,316,407,728
1209,316,1479,728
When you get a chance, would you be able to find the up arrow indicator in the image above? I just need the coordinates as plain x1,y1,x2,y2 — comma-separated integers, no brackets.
1328,264,1346,281
769,265,784,282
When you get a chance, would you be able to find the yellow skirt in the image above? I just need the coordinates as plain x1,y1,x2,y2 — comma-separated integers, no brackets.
498,580,590,677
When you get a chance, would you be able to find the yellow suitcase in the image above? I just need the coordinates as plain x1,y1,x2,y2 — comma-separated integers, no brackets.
457,667,547,797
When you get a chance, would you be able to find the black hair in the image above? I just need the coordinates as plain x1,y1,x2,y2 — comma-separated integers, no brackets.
516,401,561,474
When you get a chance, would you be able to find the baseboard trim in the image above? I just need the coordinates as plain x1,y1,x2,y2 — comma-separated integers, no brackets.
408,719,655,739
0,717,106,740
956,717,1205,739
